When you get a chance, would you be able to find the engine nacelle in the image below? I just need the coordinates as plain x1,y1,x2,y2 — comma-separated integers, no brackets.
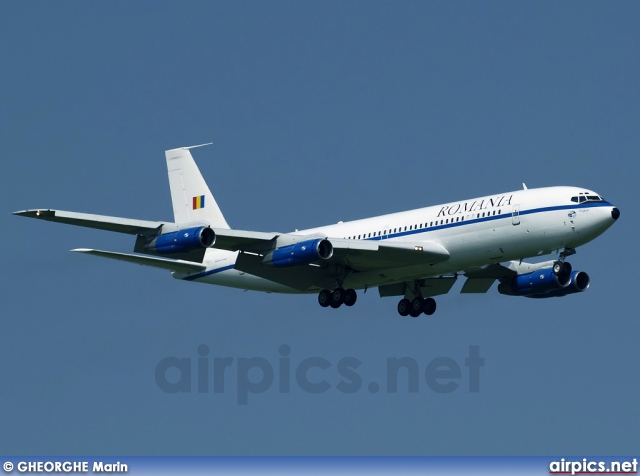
145,226,215,255
263,238,333,267
524,271,590,298
498,267,571,297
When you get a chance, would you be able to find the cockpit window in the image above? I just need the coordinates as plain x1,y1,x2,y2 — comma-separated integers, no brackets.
571,193,604,203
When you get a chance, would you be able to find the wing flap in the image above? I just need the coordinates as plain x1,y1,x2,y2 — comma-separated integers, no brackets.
460,278,496,293
378,276,457,297
212,228,280,252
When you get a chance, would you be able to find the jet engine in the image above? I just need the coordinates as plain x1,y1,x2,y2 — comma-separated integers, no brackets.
144,226,215,254
263,238,333,267
498,267,590,298
523,271,590,298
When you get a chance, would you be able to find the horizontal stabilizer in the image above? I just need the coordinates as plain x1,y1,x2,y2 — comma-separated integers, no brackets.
72,249,206,274
13,209,163,235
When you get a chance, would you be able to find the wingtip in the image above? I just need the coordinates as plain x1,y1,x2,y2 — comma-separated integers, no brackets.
12,209,32,216
183,142,213,150
166,142,213,153
12,209,53,217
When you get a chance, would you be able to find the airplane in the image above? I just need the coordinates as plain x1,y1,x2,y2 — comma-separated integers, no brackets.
13,144,620,317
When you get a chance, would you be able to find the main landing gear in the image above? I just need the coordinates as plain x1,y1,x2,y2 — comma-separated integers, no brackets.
318,287,357,309
397,297,436,317
395,280,437,317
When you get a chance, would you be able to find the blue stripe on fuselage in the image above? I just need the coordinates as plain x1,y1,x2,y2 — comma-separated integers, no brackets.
362,201,612,241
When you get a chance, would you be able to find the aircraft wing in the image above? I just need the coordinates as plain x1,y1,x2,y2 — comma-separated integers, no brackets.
209,229,450,268
216,230,450,291
330,239,449,270
13,209,163,235
210,228,281,253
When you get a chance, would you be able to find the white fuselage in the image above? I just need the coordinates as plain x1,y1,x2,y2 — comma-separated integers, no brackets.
184,186,617,294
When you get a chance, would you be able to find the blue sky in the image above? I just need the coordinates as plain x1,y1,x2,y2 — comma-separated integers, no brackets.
1,1,638,455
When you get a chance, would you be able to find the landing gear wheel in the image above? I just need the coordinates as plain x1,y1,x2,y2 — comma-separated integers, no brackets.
332,287,346,305
397,298,411,316
423,297,436,316
344,288,357,307
562,262,572,275
318,289,331,308
553,261,565,276
409,298,424,318
328,287,345,308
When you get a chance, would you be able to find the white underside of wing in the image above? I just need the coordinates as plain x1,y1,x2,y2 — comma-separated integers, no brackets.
72,249,206,274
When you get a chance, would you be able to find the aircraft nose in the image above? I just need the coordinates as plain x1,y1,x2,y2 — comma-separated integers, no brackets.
611,207,620,220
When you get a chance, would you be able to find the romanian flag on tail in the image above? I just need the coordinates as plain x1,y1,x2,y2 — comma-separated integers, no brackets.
192,195,205,210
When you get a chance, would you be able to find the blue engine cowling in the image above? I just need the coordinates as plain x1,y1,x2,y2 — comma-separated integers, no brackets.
145,226,215,254
498,268,590,298
263,238,333,267
524,271,590,298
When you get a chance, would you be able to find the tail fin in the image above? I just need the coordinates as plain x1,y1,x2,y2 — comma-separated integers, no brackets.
165,144,230,229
